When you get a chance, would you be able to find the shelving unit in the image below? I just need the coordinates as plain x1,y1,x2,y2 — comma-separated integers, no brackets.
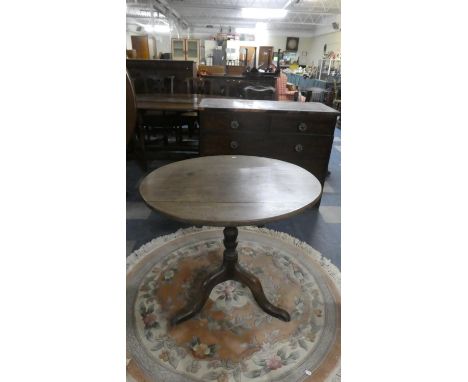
171,39,186,60
171,38,200,63
186,39,200,63
318,58,341,80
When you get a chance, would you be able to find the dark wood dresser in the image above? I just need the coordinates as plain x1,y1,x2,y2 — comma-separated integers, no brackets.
126,59,197,94
198,99,339,206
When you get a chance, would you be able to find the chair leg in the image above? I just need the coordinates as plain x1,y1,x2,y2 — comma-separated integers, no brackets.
136,122,147,171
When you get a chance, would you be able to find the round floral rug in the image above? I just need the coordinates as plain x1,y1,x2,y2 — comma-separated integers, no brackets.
127,227,340,382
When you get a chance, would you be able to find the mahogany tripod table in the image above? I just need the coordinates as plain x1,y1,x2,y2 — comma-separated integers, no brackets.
139,155,322,326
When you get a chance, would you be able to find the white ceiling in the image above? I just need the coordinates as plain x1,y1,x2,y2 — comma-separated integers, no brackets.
126,0,340,36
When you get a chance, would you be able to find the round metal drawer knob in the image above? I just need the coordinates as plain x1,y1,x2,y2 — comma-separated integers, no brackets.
230,120,239,129
298,122,308,132
294,144,303,152
230,141,239,149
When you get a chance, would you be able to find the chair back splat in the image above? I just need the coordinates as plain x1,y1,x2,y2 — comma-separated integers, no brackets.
243,85,276,100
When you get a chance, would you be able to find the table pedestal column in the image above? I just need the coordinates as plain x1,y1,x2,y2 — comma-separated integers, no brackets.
171,226,291,326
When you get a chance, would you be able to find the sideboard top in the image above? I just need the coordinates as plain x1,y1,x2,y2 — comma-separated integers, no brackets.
199,98,339,114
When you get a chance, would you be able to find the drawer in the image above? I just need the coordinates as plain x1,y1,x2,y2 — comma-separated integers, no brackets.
200,132,269,156
200,132,333,161
263,134,333,161
200,111,269,133
270,114,336,136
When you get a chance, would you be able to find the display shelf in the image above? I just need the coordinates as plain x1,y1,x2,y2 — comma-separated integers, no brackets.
171,38,200,63
318,58,341,81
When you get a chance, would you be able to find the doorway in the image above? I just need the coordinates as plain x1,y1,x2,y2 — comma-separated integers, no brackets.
239,46,255,67
131,35,150,59
258,46,274,67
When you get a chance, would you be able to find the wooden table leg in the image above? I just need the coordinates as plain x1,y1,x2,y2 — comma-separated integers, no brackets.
171,226,290,326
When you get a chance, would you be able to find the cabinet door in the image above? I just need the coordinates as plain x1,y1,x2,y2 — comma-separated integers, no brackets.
131,35,150,59
258,46,274,67
172,38,186,60
186,39,200,63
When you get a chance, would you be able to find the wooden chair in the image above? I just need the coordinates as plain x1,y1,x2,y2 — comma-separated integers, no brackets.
185,77,209,95
127,71,147,170
243,85,276,100
226,65,246,76
181,77,206,139
131,74,175,94
276,72,299,101
225,79,245,98
305,89,325,103
332,80,341,112
126,71,137,144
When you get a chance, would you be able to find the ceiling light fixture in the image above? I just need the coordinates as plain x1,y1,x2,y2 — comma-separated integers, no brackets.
236,22,268,35
241,8,288,19
143,24,170,33
153,24,170,33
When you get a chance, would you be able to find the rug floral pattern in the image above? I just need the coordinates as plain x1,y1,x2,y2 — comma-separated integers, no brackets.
133,238,331,382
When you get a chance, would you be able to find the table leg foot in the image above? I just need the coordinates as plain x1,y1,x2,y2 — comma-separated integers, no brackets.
171,226,290,325
234,263,291,322
170,266,227,326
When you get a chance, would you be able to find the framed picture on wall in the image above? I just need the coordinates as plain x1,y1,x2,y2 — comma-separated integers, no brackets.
286,37,299,52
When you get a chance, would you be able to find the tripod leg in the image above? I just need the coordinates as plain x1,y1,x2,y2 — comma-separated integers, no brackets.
170,266,228,326
233,262,290,322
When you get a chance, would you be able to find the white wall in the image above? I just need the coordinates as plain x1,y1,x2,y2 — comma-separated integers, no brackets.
308,31,341,67
126,26,341,66
202,35,316,66
237,35,315,66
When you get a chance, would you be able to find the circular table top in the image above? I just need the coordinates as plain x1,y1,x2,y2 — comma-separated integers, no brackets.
139,155,322,227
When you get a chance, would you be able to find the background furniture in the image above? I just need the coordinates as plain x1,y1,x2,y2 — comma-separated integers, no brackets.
286,73,327,90
204,74,277,98
276,72,299,101
134,93,211,163
126,59,196,94
126,71,148,170
258,46,274,67
225,65,246,76
304,87,327,103
186,77,210,95
332,80,341,112
243,85,276,100
130,36,149,59
198,99,339,206
171,38,201,63
198,64,225,76
239,46,255,66
139,155,322,324
126,49,137,59
318,58,341,81
126,71,137,144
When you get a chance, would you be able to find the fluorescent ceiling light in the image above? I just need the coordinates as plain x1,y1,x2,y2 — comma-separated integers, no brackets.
143,24,170,33
236,22,268,34
153,24,170,33
241,8,287,19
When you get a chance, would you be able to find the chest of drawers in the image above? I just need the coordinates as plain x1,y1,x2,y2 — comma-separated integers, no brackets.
199,99,339,206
